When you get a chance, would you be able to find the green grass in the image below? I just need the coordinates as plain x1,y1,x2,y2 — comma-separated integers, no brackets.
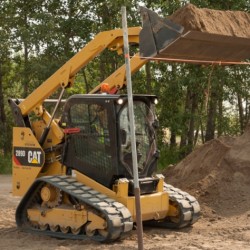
0,154,12,174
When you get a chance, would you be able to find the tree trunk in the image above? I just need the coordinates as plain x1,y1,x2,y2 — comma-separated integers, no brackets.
237,93,244,134
205,88,217,141
194,100,205,146
217,95,223,137
170,130,176,148
180,86,192,150
23,42,29,98
0,62,8,154
187,92,198,151
23,13,29,97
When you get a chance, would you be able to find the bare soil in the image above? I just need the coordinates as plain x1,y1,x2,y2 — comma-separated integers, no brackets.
1,4,249,250
163,125,250,219
1,128,250,249
1,126,250,249
169,4,250,38
0,174,250,250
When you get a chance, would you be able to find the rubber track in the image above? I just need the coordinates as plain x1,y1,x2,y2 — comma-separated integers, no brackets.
164,183,200,228
15,175,133,243
145,183,200,229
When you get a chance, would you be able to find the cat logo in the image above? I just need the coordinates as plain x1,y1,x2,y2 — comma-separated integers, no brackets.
28,150,42,164
14,147,44,167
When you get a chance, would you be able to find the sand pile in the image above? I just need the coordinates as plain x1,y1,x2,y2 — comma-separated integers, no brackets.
169,4,250,38
163,125,250,217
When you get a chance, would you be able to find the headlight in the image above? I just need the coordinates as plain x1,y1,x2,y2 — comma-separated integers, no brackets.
117,98,124,105
154,98,158,105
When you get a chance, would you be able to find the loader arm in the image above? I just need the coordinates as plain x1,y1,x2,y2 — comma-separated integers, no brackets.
90,53,148,94
18,27,141,117
10,27,147,147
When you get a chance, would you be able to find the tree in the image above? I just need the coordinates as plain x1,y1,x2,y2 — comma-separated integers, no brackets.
1,0,249,163
0,1,13,154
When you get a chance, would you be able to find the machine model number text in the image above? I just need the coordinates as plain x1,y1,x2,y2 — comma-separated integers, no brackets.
15,150,26,157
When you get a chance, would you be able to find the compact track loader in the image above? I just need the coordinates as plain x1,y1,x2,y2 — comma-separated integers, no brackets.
10,6,249,243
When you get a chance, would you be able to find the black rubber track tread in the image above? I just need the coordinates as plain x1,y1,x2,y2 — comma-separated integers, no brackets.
164,183,201,228
144,183,200,229
15,175,133,243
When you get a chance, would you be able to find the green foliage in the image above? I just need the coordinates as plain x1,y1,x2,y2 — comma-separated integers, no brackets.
0,0,249,167
0,154,12,174
157,145,180,170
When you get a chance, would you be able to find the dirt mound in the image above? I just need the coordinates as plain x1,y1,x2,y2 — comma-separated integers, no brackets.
163,125,250,218
169,4,250,38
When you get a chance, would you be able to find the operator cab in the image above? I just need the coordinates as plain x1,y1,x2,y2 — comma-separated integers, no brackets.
60,94,159,193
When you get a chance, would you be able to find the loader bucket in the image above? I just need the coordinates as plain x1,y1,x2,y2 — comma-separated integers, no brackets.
139,7,250,63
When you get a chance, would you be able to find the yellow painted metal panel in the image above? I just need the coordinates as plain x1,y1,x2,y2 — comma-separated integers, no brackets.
12,127,44,196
